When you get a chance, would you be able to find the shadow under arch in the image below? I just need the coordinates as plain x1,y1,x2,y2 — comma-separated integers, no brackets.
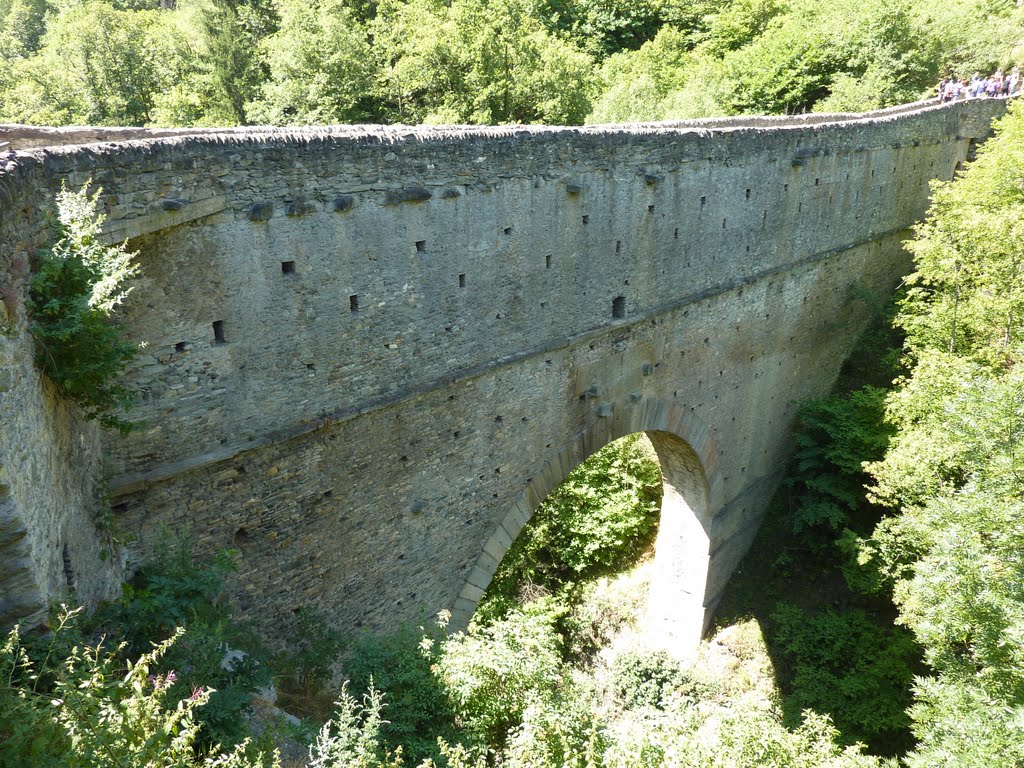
451,397,724,656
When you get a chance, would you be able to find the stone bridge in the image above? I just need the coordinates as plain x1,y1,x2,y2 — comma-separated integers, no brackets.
0,99,1007,649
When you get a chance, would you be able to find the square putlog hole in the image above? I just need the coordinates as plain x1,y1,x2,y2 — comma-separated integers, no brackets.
612,296,626,319
281,261,296,275
415,240,427,252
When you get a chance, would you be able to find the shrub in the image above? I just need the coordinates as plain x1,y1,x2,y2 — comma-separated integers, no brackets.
94,544,235,654
433,601,565,751
610,649,689,709
0,608,273,768
27,182,138,431
307,684,404,768
342,622,458,764
87,544,270,752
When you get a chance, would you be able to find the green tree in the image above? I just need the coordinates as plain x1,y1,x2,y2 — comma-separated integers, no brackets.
861,102,1024,765
372,0,596,125
898,118,1024,366
560,0,667,56
27,183,138,430
698,0,784,57
587,26,703,122
151,0,275,126
915,0,1024,80
1,1,177,125
604,698,883,767
0,0,48,60
246,0,373,124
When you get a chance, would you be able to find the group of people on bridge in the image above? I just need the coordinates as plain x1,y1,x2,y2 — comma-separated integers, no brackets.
938,68,1022,101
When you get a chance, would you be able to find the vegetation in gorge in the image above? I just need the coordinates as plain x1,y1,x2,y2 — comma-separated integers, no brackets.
860,100,1024,766
714,315,922,756
2,0,1024,128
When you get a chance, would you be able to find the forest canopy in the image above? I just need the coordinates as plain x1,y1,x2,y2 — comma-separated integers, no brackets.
1,0,1023,127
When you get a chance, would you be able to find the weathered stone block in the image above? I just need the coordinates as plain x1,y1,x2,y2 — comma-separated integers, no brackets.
333,195,355,212
248,201,274,221
384,187,432,205
285,200,316,217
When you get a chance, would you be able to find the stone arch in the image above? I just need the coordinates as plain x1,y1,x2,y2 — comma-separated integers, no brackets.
451,398,723,655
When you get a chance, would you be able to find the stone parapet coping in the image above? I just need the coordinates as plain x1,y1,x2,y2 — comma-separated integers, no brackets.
0,98,1005,154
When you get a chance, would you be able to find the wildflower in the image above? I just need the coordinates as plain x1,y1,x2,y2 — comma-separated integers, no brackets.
149,670,177,690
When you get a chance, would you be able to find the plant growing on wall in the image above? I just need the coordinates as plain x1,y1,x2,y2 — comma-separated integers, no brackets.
27,182,138,431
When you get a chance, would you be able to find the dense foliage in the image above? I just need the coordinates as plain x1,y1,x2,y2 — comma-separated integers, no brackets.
0,609,273,768
27,183,138,430
2,0,1024,127
857,100,1024,766
771,604,918,750
785,385,893,547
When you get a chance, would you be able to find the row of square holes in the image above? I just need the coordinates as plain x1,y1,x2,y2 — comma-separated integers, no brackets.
279,251,626,320
205,292,627,345
267,187,793,338
279,190,792,287
209,172,908,347
264,175,847,338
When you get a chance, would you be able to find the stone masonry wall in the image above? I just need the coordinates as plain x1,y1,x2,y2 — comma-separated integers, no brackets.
0,156,121,627
0,98,1008,639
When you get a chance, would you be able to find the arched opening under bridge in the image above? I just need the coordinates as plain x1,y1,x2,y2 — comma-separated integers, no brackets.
452,399,723,657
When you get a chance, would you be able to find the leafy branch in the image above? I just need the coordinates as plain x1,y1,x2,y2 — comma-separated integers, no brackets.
27,182,139,432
